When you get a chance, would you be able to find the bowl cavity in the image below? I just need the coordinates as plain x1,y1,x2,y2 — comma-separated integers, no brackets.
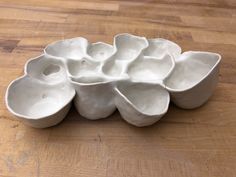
127,54,175,82
164,51,221,109
165,51,221,91
66,58,100,78
114,33,148,61
115,82,170,126
6,75,75,127
26,54,67,84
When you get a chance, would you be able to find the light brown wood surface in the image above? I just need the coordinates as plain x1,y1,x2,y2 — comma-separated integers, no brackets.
0,0,236,177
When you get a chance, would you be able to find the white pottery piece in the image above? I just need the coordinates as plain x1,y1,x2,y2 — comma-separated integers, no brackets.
164,51,221,109
114,81,170,127
5,34,221,128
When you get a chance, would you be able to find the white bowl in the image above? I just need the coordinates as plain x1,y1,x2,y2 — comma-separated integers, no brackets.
5,34,221,127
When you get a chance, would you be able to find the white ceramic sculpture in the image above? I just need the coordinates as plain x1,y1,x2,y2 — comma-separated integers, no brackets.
5,34,221,128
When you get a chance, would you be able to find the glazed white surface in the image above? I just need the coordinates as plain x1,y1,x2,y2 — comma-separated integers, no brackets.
5,33,221,128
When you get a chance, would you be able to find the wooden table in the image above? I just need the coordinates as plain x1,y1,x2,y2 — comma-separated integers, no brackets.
0,0,236,176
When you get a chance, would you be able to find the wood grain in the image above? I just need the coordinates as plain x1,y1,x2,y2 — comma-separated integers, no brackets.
0,0,236,176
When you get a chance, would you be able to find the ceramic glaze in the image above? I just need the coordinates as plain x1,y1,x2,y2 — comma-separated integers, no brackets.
127,54,175,82
5,33,221,128
113,33,148,61
87,42,114,61
5,75,75,128
164,51,221,109
26,54,67,84
66,58,100,78
115,81,170,126
144,38,181,59
45,37,89,60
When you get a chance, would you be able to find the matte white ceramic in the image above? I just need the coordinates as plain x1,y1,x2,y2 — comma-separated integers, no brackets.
5,34,221,127
114,81,170,127
164,51,221,108
44,37,89,60
144,38,181,59
127,54,175,83
71,76,116,120
87,42,114,61
5,75,75,128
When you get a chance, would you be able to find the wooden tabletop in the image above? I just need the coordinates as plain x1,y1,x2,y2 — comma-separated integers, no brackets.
0,0,236,176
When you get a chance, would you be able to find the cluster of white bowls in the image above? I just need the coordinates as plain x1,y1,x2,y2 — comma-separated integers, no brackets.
5,34,221,128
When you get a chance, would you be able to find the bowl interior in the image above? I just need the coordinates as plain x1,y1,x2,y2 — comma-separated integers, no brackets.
114,34,148,61
66,58,100,77
116,83,169,115
164,52,220,91
26,55,66,84
7,76,74,118
127,55,174,82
